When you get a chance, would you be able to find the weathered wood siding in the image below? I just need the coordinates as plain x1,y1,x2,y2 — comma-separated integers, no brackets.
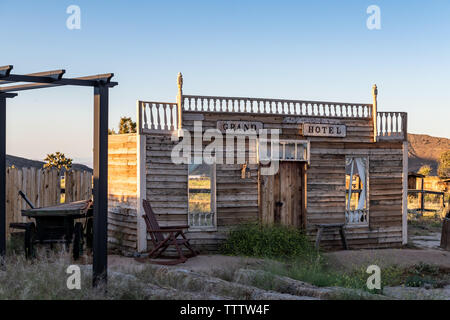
133,110,405,251
306,141,404,249
107,134,138,252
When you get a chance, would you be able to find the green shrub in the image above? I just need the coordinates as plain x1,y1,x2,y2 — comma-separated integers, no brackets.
220,223,316,260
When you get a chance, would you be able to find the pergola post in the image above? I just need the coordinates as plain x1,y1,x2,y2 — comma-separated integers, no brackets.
0,95,6,258
0,93,16,258
92,85,109,287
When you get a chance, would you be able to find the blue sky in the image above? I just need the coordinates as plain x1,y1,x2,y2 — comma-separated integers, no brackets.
1,0,449,167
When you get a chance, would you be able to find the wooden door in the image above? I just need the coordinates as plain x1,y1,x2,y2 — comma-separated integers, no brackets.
260,162,305,228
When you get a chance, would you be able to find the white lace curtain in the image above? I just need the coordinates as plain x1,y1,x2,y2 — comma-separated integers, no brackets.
346,157,367,211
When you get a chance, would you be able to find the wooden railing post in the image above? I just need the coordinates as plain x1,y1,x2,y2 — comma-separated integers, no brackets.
136,100,142,134
402,112,408,141
176,72,183,134
372,84,378,142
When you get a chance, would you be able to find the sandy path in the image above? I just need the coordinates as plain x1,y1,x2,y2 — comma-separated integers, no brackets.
108,248,450,274
324,248,450,271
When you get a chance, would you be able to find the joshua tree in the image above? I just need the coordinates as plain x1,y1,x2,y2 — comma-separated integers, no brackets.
417,164,432,177
43,152,73,171
118,117,136,134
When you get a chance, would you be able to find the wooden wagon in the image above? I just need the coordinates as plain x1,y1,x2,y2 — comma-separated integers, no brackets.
11,199,93,259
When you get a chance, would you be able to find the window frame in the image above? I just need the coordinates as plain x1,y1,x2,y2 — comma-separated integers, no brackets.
344,155,370,227
258,139,310,163
187,161,217,232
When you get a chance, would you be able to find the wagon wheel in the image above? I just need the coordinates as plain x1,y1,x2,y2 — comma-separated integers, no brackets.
73,222,84,260
85,217,93,250
24,223,36,259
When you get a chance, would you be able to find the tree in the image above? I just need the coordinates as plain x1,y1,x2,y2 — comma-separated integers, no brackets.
118,117,136,134
43,152,73,171
438,150,450,179
417,164,432,177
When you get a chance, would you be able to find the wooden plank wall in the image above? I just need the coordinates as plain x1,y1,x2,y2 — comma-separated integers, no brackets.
107,134,138,252
6,167,59,237
64,170,92,203
137,111,405,251
6,167,92,238
306,141,404,249
145,133,259,252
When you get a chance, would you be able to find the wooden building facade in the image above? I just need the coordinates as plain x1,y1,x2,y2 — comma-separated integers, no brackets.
108,74,408,253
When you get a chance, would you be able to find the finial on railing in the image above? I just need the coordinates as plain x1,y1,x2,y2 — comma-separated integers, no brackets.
177,72,183,90
176,72,183,133
372,84,378,142
372,84,378,98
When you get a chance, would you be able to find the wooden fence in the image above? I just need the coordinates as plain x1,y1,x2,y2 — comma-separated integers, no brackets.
6,167,92,237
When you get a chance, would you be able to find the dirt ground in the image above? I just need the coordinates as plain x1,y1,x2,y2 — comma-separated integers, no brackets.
108,254,265,273
108,248,450,274
324,248,450,272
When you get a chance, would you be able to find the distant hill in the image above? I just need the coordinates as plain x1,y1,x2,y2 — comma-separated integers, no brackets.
408,134,450,176
6,154,92,172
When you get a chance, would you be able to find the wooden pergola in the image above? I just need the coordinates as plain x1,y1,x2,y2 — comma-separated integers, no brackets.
0,65,117,286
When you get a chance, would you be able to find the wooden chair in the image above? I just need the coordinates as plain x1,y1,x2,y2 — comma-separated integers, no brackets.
141,199,198,265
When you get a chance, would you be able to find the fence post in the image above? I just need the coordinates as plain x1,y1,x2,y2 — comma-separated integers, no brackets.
421,178,425,215
372,84,378,142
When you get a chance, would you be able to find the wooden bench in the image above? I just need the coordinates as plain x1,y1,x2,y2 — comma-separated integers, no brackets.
315,223,348,250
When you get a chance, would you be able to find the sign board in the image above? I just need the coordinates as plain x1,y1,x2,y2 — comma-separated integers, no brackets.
303,123,346,137
217,121,263,133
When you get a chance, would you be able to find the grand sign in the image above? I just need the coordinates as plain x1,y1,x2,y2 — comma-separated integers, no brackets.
217,121,263,133
303,123,346,137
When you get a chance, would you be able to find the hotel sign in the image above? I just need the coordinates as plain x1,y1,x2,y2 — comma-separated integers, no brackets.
303,123,346,137
217,121,263,133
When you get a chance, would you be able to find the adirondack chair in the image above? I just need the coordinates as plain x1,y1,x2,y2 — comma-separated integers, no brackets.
141,199,198,265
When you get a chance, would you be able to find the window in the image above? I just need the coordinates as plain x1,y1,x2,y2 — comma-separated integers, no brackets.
345,156,369,225
259,139,309,162
188,162,216,230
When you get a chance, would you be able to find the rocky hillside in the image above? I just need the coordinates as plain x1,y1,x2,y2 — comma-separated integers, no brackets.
6,154,92,172
408,134,450,175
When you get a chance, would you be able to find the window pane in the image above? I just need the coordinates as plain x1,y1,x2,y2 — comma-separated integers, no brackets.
297,144,305,160
345,157,368,211
188,163,211,214
285,143,295,160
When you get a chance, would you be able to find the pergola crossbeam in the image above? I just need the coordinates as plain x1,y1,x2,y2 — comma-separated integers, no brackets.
0,69,66,85
0,65,13,77
0,73,117,93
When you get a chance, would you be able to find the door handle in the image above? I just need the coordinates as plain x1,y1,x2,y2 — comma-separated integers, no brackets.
275,201,283,207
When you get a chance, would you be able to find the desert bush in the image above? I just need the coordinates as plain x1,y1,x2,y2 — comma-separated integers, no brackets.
220,223,316,260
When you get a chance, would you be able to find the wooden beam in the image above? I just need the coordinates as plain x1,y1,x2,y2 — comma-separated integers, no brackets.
0,65,13,77
92,85,109,287
0,95,5,257
0,70,66,85
0,74,117,92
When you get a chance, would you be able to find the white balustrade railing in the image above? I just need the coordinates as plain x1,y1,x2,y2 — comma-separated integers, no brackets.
137,99,406,142
345,209,368,225
188,212,215,229
377,112,407,141
137,101,178,133
183,95,373,118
